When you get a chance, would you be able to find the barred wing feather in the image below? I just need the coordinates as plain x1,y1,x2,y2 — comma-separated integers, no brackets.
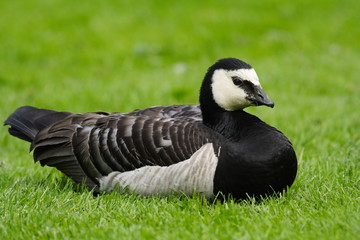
32,107,218,190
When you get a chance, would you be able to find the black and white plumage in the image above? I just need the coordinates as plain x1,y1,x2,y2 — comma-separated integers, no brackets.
4,58,297,200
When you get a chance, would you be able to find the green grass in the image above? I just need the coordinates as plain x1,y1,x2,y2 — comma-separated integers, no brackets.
0,0,359,239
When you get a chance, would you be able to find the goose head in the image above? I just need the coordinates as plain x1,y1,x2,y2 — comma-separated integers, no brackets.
200,58,274,115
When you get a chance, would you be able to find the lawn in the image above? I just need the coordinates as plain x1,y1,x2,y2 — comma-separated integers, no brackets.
0,0,359,239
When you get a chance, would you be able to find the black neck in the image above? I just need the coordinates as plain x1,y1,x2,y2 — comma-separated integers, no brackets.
201,110,260,140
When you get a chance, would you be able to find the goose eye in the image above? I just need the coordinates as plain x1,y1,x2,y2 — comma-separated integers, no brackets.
232,76,243,86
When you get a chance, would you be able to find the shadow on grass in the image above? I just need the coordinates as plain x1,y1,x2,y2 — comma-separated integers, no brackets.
40,172,295,207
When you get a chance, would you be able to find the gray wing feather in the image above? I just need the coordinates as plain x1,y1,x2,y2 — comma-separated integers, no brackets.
89,128,116,174
31,105,218,190
128,105,202,120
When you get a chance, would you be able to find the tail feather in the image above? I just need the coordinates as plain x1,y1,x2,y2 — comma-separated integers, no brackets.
4,106,72,142
5,106,99,191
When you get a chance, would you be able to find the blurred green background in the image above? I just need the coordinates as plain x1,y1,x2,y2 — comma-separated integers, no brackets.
0,0,359,239
1,0,358,112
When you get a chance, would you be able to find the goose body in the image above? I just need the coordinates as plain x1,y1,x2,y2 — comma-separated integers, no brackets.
5,58,297,200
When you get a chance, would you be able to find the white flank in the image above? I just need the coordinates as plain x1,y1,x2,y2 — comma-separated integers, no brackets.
211,68,261,111
99,143,219,198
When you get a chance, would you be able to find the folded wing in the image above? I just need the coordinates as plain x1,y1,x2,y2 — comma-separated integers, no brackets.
32,105,218,190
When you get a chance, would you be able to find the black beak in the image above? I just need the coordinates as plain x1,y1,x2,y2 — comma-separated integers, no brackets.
253,87,274,108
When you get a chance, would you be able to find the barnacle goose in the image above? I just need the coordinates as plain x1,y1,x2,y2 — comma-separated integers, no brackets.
4,58,297,200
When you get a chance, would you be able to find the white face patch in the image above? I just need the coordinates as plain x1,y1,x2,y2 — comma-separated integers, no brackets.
232,68,261,86
211,68,261,111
